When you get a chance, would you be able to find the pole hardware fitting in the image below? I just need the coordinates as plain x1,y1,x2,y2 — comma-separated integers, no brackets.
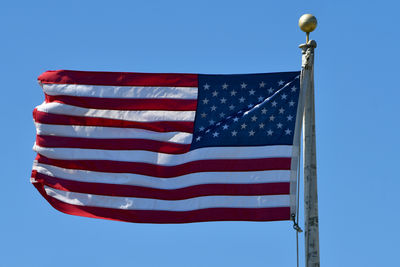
291,213,303,233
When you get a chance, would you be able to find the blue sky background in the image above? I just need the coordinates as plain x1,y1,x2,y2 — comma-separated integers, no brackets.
1,0,399,266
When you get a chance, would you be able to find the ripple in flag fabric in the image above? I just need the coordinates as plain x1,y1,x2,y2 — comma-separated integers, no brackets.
31,70,304,224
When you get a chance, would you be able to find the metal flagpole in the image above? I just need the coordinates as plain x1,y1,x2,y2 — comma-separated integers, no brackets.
298,14,320,267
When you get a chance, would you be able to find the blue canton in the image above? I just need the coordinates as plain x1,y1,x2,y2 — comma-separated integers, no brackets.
190,72,301,150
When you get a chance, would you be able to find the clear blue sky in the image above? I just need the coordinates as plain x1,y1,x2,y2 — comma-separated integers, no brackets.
1,0,399,266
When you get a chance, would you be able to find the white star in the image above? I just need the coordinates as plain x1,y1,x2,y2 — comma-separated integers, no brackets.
285,128,292,135
210,105,217,111
278,80,284,86
251,115,257,121
249,89,255,95
201,112,207,118
261,108,267,114
259,81,266,88
279,108,285,114
216,122,221,126
222,124,229,130
205,129,210,133
268,87,274,94
241,123,247,129
219,112,225,118
202,98,209,104
258,96,264,102
291,86,297,92
220,97,227,104
295,75,300,79
212,90,218,97
247,103,254,108
277,123,283,128
213,132,219,137
229,104,235,110
199,126,205,131
289,100,295,107
231,90,237,96
259,123,265,129
271,101,277,107
287,115,293,121
233,117,239,122
269,115,275,121
196,136,201,141
281,94,287,100
267,129,273,136
241,82,247,89
231,130,238,136
209,119,215,125
249,130,255,136
203,83,210,90
239,97,245,103
222,83,229,89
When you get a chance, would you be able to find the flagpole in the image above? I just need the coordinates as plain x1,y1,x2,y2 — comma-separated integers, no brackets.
298,14,320,267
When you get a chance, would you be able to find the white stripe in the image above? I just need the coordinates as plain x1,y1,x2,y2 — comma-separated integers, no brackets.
35,123,192,144
33,163,290,189
42,84,198,99
44,186,289,211
36,102,195,122
34,145,292,165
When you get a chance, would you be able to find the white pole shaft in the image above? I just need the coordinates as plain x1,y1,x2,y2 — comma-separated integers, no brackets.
300,40,320,267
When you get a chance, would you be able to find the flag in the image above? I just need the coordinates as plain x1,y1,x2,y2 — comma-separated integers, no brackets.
31,70,303,223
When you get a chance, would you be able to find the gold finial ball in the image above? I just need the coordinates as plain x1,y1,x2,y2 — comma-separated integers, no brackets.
299,14,317,33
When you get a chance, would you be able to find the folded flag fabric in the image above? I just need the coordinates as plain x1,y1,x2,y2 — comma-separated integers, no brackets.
31,70,303,223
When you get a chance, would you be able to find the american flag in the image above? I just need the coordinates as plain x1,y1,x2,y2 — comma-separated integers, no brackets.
31,70,303,223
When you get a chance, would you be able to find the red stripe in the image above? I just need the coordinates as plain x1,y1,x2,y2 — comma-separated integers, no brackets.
33,109,194,133
36,135,190,154
38,70,198,87
36,154,291,178
32,171,290,200
45,94,198,111
34,183,290,223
